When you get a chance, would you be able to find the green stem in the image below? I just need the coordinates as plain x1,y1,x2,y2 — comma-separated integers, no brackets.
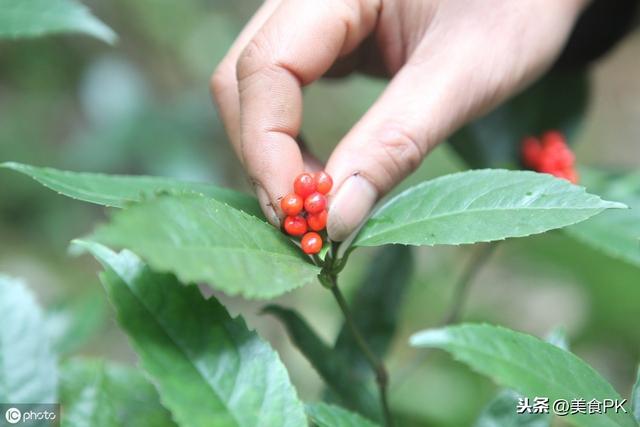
391,242,498,389
321,270,394,427
440,242,498,326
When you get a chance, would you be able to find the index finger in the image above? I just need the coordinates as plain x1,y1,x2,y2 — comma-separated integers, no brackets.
235,0,379,224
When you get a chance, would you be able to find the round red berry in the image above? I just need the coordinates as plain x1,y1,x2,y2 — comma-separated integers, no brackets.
553,145,575,169
565,168,579,184
552,167,579,184
521,137,541,169
538,155,561,173
307,210,328,231
301,232,323,254
314,171,333,194
294,173,316,198
541,130,566,150
283,215,307,236
304,192,327,214
280,193,303,216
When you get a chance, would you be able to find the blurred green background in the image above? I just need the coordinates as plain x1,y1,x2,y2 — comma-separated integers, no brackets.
0,1,638,426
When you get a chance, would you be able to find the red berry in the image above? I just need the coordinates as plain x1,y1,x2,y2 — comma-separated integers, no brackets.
566,168,579,184
554,145,575,169
537,155,560,173
522,137,542,169
307,210,328,231
552,167,579,184
304,192,327,214
314,171,333,194
283,215,307,236
280,193,303,216
294,173,316,198
301,232,323,254
541,130,566,150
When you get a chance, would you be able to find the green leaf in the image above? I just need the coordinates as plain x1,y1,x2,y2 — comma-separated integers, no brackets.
354,169,625,247
263,305,379,419
632,366,640,423
306,402,380,427
46,290,107,356
449,71,587,168
1,162,263,219
334,245,413,376
472,329,568,427
77,241,307,427
0,274,57,403
544,327,569,351
90,194,319,299
0,0,116,43
566,168,640,269
473,390,551,427
410,324,637,427
61,358,176,427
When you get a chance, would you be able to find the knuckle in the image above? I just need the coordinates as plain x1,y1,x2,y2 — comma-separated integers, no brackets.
377,124,425,179
210,61,235,100
236,34,272,83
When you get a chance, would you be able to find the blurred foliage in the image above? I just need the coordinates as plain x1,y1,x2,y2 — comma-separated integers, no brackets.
0,1,639,426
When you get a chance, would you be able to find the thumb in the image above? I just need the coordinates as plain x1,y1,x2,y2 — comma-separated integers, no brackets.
324,0,582,241
324,59,457,241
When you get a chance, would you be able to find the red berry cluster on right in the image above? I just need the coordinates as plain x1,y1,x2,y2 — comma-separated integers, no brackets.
521,130,579,184
281,171,333,255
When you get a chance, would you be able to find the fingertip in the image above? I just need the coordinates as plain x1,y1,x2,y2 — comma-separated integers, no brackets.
327,174,378,241
254,183,282,227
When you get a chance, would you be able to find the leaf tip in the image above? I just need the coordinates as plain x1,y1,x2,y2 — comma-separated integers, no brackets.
409,328,450,347
0,161,23,171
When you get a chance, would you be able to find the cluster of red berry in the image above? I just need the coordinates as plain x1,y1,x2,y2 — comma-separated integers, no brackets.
281,171,333,254
521,131,579,184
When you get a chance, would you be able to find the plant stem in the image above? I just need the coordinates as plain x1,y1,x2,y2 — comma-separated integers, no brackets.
391,242,498,389
323,272,394,427
440,242,498,326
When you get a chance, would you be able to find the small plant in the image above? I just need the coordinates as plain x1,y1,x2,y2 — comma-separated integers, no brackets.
1,160,639,427
1,3,639,426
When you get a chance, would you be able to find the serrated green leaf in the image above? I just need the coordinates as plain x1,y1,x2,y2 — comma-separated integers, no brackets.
544,327,569,351
61,358,176,427
473,390,551,427
306,402,380,427
472,329,568,427
410,324,637,427
355,170,625,247
566,168,640,268
632,366,640,423
77,241,307,427
263,305,379,420
0,0,116,43
334,245,413,376
1,162,263,218
0,274,57,404
46,290,107,357
90,194,318,299
449,71,587,168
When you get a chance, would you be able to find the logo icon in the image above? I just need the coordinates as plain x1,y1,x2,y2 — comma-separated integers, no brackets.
5,407,21,424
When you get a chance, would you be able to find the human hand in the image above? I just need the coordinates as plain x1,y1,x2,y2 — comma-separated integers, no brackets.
211,0,587,241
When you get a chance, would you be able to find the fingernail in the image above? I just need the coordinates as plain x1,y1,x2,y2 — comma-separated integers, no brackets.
327,175,378,241
254,184,280,227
